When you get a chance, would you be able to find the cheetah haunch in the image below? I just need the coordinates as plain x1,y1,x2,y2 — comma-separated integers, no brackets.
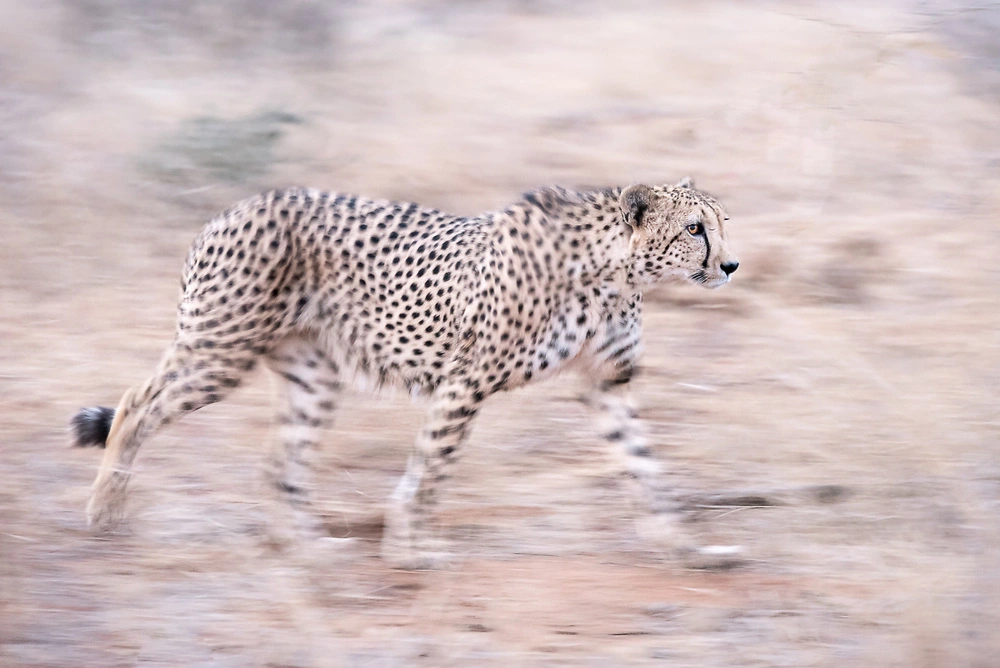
72,178,739,568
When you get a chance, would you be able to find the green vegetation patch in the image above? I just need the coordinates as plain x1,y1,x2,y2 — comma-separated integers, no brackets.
140,110,304,188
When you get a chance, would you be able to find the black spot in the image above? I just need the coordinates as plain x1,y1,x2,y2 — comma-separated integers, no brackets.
446,406,477,420
276,481,305,496
280,372,316,394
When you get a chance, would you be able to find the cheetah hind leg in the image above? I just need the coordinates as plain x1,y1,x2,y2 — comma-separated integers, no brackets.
261,336,350,555
84,343,256,532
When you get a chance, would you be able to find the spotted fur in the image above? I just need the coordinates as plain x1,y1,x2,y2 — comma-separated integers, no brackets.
73,178,738,567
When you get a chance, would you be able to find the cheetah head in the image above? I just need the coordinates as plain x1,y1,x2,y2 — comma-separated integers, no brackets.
620,178,739,289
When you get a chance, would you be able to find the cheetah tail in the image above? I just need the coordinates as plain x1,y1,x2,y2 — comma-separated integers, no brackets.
70,406,115,448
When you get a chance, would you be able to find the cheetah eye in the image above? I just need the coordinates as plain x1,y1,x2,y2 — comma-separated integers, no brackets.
686,223,703,236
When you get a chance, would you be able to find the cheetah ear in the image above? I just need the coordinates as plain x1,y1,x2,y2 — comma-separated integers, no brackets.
674,176,695,189
620,184,654,228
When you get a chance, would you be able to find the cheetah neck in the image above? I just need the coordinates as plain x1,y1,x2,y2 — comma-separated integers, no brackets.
557,188,636,292
496,186,638,297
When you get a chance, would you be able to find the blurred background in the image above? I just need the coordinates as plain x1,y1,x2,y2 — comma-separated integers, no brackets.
1,1,999,665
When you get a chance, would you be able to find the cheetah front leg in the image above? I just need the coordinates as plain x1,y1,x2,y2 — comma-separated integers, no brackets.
381,379,482,569
586,371,677,508
586,370,743,564
584,370,699,555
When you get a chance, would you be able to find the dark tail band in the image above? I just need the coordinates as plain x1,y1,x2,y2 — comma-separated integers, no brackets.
71,406,115,448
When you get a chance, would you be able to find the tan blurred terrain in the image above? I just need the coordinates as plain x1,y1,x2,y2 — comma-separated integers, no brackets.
2,1,999,665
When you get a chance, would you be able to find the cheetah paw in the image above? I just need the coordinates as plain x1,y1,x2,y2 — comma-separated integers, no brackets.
682,544,747,570
385,550,455,571
636,513,747,568
86,490,127,533
301,536,360,565
380,537,454,570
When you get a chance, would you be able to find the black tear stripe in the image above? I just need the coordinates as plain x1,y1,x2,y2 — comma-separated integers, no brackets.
702,231,712,269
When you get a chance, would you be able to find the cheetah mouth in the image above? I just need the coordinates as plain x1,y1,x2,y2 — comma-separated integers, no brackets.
689,270,730,289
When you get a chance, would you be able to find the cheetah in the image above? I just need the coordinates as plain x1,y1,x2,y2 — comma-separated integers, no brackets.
72,178,739,567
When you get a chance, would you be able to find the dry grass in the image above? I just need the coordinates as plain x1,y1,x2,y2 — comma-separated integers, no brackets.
2,1,999,666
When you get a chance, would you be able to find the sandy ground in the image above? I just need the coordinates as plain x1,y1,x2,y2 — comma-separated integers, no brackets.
2,1,1000,665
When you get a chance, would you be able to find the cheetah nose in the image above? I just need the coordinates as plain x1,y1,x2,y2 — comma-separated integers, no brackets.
721,261,739,276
